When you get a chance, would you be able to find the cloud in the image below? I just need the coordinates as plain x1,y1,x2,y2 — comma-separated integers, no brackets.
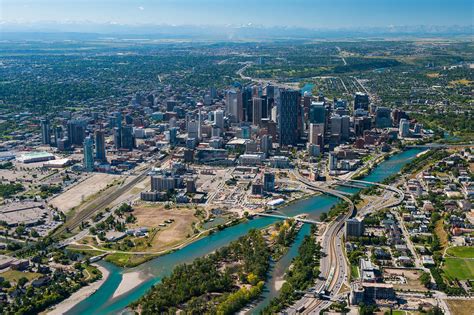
138,6,144,11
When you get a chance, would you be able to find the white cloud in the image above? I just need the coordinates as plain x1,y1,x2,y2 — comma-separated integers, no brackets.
138,6,145,11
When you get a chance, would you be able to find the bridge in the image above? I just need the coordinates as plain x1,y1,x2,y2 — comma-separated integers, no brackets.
336,178,405,208
256,213,321,225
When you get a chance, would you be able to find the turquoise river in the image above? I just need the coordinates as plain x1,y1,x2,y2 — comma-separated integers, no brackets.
68,148,423,315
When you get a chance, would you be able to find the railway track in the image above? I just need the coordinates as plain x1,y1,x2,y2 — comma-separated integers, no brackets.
53,154,173,238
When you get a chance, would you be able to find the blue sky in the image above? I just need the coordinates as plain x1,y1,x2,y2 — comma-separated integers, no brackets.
2,0,473,28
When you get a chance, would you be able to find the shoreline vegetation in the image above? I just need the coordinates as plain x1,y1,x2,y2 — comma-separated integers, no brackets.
129,221,301,314
46,264,109,315
61,148,419,313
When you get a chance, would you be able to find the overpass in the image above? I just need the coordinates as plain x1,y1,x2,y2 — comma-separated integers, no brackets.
338,178,405,207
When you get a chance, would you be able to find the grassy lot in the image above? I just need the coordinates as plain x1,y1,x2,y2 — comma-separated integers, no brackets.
434,220,448,251
446,246,474,258
446,299,474,315
350,264,359,280
1,270,41,283
443,258,474,281
105,252,158,268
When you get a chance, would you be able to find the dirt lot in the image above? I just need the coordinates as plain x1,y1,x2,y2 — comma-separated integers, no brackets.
446,299,474,315
130,204,201,251
50,173,120,213
384,268,428,292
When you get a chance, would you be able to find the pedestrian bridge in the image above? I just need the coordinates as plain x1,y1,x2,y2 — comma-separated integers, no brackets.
256,212,321,225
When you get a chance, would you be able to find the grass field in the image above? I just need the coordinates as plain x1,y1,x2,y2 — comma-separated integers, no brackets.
435,220,448,251
104,252,158,268
446,299,474,315
1,270,41,283
443,258,474,281
446,246,474,259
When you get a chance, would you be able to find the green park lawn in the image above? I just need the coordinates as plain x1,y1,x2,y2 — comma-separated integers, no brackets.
446,246,474,259
443,257,474,281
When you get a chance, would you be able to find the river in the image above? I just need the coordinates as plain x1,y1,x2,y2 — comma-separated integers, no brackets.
67,148,423,315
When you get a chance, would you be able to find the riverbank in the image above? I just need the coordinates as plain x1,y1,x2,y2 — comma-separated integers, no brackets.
68,149,424,315
112,271,147,299
47,264,110,315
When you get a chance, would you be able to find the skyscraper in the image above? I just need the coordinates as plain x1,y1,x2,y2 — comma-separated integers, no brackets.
83,136,94,172
214,109,224,129
225,90,240,122
341,115,350,140
240,87,253,122
309,123,325,144
331,115,342,136
94,130,107,162
121,125,134,150
354,92,369,111
399,119,410,138
67,119,86,146
252,98,263,126
53,126,63,147
40,119,50,145
375,107,392,129
263,172,275,192
278,90,301,147
309,102,326,124
113,127,121,149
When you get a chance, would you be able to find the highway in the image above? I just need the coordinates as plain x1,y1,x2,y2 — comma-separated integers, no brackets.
285,170,354,314
284,174,407,314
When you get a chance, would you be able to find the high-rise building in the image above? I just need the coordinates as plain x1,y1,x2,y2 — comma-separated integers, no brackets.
83,136,94,172
345,218,364,237
67,119,86,146
309,102,326,124
53,126,63,147
341,115,350,140
252,98,263,126
210,87,218,99
94,130,107,162
278,90,301,147
399,119,410,138
151,175,176,192
169,127,178,145
331,115,342,136
335,99,347,109
214,109,224,129
263,172,275,192
113,127,121,149
225,90,240,122
354,117,372,137
187,120,199,140
166,100,178,112
111,112,122,129
239,87,253,122
265,85,275,98
354,92,369,111
328,152,338,171
309,123,325,144
241,126,251,139
40,119,50,145
121,125,134,150
260,134,272,154
375,107,392,129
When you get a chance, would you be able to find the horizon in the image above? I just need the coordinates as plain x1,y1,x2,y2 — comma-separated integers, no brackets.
2,0,473,29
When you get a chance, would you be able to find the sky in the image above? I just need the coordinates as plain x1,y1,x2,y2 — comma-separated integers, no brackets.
1,0,473,29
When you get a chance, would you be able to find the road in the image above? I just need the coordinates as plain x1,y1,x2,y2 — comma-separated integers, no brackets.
236,62,299,90
285,170,354,314
54,151,175,247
